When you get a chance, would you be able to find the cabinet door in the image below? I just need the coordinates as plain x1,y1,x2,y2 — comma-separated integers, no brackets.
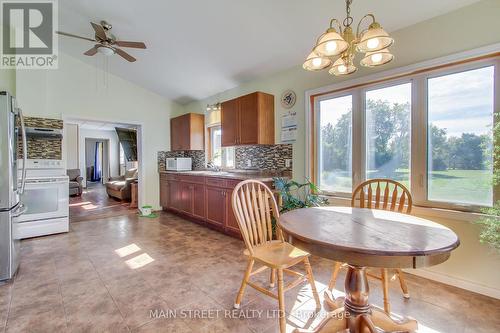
170,115,190,150
205,186,225,227
238,93,259,145
192,183,206,219
160,179,169,209
225,189,240,233
180,183,194,215
221,99,239,146
169,181,179,210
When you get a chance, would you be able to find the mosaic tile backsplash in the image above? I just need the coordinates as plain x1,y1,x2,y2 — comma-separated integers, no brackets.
158,144,292,172
18,116,63,160
158,150,206,171
235,144,292,171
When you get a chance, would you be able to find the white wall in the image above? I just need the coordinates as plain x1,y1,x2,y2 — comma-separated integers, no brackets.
16,51,183,209
63,123,79,169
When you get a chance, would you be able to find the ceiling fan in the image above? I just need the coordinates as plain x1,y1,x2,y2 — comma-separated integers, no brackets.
56,20,146,62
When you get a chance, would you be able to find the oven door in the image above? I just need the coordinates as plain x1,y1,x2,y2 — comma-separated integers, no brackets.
17,178,69,222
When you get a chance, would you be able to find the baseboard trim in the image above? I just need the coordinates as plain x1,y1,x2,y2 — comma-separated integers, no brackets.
404,268,500,300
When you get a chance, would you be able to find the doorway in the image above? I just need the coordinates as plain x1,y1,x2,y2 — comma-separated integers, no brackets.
85,138,110,185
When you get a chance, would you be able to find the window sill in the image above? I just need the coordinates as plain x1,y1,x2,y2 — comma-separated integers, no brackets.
323,195,484,223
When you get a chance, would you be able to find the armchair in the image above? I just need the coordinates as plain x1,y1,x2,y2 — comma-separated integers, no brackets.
67,169,83,196
105,168,138,201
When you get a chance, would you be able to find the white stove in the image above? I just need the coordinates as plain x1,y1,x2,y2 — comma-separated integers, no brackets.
17,159,69,239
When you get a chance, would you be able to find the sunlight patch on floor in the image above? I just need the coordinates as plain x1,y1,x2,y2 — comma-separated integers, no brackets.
82,204,99,210
125,253,155,269
69,201,92,207
115,243,141,257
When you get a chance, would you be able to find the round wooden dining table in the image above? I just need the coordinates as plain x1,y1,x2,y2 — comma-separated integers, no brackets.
279,206,460,333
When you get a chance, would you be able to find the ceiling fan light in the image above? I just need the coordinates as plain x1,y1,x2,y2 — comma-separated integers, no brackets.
303,51,332,71
329,57,357,76
357,22,393,53
313,28,349,57
360,48,394,67
97,45,115,56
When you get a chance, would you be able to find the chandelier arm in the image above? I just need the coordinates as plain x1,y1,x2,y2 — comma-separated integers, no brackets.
329,18,343,34
356,14,376,39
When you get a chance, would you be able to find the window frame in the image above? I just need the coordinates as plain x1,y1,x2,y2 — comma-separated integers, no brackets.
308,53,500,212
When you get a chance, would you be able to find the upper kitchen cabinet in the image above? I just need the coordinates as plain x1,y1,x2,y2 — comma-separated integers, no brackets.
170,113,205,151
221,92,274,147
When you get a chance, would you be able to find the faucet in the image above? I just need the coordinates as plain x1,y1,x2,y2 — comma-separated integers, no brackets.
207,161,221,172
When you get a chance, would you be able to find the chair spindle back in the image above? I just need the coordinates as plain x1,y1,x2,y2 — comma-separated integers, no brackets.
351,179,412,214
232,180,280,255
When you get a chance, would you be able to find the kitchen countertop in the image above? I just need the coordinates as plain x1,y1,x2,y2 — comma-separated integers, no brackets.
159,170,288,182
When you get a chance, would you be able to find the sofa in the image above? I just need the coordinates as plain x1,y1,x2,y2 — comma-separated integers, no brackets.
105,168,138,201
67,169,83,196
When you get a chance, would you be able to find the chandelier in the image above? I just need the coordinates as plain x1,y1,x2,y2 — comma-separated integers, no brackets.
303,0,394,76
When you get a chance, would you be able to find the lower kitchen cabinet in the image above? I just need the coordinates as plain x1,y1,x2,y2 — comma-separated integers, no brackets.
205,186,225,227
159,174,273,238
192,183,206,219
225,188,240,233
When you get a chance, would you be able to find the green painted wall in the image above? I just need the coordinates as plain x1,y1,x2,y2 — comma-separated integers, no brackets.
183,0,500,183
181,0,500,295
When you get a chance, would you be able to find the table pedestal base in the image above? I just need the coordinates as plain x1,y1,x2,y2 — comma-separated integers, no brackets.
294,265,417,333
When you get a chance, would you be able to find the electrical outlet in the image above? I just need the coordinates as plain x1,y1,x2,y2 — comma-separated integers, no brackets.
246,160,252,167
285,159,292,168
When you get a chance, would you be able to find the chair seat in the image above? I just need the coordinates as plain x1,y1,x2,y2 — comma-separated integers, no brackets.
106,181,126,191
243,240,310,269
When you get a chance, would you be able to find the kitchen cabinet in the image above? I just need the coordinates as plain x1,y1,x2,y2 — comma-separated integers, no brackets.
221,92,274,147
224,188,240,233
205,186,225,227
159,173,274,238
170,113,205,151
192,183,206,219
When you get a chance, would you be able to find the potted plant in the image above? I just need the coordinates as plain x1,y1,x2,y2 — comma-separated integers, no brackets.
273,177,329,213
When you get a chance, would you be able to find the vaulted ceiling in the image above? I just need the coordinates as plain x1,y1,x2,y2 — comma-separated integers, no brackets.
58,0,479,104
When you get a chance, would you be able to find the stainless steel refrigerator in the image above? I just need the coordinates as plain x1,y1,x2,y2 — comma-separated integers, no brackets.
0,91,27,281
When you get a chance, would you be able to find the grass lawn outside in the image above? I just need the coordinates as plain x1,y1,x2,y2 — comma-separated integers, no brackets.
320,169,492,206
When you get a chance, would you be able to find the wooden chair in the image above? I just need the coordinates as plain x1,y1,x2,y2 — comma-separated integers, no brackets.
232,180,321,333
328,179,412,314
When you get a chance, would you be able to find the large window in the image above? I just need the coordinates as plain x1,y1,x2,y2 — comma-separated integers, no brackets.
312,56,499,211
427,66,494,206
318,95,352,193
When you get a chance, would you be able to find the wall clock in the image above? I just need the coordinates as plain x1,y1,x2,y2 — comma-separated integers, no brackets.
281,90,296,109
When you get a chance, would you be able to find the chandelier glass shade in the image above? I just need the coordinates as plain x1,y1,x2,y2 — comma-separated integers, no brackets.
303,0,394,76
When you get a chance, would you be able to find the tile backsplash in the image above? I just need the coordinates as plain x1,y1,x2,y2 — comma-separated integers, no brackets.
158,144,292,172
235,144,292,171
158,150,206,171
19,116,63,160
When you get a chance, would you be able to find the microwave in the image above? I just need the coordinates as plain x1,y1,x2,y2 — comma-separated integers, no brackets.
166,157,192,171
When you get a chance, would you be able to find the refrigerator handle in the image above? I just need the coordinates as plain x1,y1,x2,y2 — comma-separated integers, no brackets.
16,107,27,195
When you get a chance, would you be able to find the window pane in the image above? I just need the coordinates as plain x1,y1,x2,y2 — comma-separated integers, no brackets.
319,95,352,193
366,83,411,188
427,66,494,206
211,127,222,166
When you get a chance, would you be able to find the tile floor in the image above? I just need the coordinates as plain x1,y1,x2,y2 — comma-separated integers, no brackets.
1,212,499,332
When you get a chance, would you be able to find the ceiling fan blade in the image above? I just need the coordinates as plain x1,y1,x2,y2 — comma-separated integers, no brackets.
90,22,107,41
56,31,95,42
83,45,99,56
114,41,146,49
115,48,136,62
